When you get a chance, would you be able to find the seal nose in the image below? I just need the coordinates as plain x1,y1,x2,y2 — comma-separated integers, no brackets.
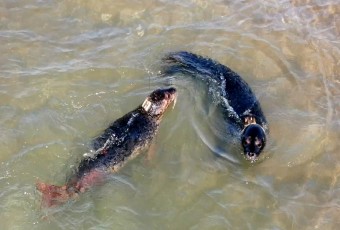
247,152,255,157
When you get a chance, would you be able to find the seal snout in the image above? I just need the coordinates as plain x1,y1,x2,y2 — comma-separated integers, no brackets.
166,87,177,95
164,87,177,100
245,152,257,162
163,87,177,109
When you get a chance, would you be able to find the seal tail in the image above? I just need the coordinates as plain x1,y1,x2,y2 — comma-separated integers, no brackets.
162,51,234,82
36,181,71,207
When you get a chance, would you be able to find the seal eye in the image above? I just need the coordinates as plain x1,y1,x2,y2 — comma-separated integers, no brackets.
243,137,251,146
254,138,262,149
242,138,250,148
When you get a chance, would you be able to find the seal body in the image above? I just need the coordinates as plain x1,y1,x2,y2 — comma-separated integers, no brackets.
36,87,177,207
162,51,268,161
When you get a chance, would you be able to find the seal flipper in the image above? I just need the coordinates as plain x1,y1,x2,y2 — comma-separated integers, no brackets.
36,181,71,207
36,169,108,208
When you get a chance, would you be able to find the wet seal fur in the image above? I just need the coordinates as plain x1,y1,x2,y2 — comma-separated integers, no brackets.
162,51,268,161
36,87,177,207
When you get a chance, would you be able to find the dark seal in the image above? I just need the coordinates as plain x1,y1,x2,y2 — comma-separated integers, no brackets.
36,87,177,207
162,51,268,162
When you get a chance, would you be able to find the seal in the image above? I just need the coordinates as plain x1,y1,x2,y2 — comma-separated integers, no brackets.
162,51,268,161
36,87,177,207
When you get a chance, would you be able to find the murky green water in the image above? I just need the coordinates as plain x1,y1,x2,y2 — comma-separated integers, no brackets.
0,0,339,229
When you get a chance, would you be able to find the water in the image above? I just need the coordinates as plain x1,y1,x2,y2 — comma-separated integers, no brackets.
0,0,339,229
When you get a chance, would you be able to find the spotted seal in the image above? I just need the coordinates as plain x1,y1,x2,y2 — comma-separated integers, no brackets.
162,51,268,161
36,87,177,207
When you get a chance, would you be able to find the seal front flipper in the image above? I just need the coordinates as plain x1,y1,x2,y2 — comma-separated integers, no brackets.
162,51,268,161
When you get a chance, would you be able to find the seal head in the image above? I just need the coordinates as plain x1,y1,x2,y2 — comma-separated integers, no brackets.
142,87,177,120
241,124,266,161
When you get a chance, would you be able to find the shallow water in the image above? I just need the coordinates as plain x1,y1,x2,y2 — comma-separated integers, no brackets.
0,0,339,229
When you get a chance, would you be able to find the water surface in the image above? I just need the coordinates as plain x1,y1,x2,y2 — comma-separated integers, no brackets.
0,0,339,229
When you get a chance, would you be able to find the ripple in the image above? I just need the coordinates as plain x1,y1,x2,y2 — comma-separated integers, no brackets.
0,0,339,229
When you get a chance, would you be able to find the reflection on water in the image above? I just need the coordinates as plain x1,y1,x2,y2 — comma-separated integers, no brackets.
0,0,339,229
